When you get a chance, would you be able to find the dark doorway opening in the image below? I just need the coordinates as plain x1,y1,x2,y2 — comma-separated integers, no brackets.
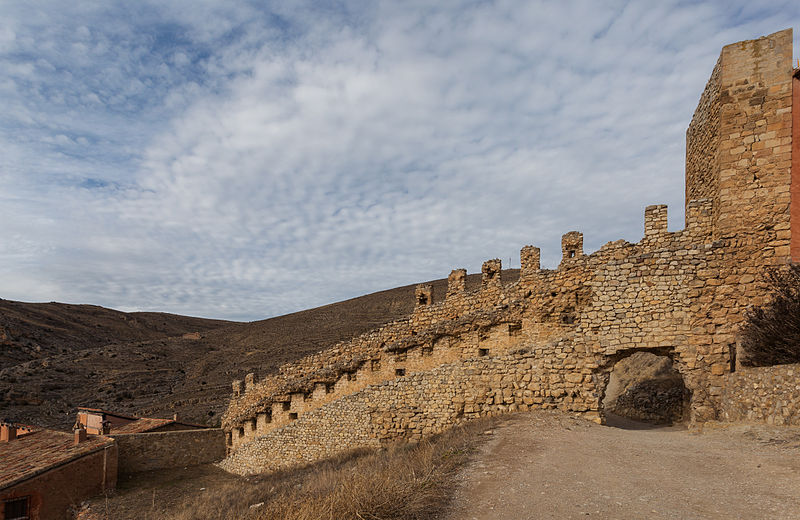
602,351,689,426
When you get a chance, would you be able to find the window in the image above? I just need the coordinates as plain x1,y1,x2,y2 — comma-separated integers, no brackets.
478,348,489,357
5,496,30,520
282,402,290,411
371,359,381,371
395,368,406,377
288,413,298,421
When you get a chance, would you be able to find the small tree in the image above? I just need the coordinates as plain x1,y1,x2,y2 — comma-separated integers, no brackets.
740,264,800,366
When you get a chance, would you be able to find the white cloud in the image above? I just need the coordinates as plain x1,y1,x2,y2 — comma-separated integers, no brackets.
0,1,799,320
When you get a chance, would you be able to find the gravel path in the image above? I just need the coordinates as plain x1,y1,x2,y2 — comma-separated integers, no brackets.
445,410,800,519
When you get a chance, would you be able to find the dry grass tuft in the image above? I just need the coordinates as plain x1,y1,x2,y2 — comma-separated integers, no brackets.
163,418,495,520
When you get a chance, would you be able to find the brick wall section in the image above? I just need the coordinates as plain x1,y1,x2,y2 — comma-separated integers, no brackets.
112,428,225,475
719,363,800,425
0,445,116,520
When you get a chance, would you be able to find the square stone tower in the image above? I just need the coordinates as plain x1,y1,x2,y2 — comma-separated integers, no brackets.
686,28,796,263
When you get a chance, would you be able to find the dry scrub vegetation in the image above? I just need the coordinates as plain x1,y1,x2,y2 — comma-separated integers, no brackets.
95,418,496,520
741,264,800,367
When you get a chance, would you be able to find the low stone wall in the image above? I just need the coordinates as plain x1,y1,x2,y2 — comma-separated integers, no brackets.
719,363,800,426
113,428,225,474
220,347,600,476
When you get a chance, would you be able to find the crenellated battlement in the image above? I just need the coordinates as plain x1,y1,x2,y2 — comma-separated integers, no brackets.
560,231,584,263
219,29,797,476
481,259,502,289
644,204,668,238
446,268,467,298
222,198,725,450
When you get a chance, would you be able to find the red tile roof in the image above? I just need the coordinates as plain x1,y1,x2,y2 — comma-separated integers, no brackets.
110,418,174,434
109,417,207,434
0,428,114,490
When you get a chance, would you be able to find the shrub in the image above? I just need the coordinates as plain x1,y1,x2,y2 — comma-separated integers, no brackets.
740,264,800,366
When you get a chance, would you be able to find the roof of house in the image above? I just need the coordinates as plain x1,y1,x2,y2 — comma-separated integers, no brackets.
76,407,139,421
110,417,208,434
76,407,207,433
0,428,114,490
109,417,175,434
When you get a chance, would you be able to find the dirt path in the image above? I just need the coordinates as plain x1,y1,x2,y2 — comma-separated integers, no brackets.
445,411,800,519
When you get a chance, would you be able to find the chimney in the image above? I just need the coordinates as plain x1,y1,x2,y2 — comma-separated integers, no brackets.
101,421,111,435
74,427,87,444
1,423,17,442
173,413,178,421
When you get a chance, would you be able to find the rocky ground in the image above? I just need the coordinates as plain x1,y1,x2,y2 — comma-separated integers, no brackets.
445,410,800,519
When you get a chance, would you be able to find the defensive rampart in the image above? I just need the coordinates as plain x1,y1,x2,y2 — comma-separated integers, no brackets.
219,29,797,475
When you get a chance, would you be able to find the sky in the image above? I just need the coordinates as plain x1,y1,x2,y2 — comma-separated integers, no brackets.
1,1,798,322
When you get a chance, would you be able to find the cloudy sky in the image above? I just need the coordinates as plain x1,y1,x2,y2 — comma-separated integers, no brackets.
0,1,798,321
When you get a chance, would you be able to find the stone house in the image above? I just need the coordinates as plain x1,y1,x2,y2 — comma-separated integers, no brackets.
0,422,117,520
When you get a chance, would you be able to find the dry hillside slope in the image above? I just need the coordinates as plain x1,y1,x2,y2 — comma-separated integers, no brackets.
0,270,518,429
0,299,233,367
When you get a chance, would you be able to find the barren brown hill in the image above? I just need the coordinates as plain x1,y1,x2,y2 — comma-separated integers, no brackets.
0,299,233,367
0,270,518,430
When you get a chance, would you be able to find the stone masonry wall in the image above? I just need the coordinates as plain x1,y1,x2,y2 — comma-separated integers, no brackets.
112,428,225,475
222,197,722,451
222,263,529,450
219,29,796,474
220,347,599,476
681,29,795,418
719,363,800,426
686,55,722,214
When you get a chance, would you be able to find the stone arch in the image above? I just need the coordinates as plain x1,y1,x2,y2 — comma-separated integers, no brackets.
597,348,691,426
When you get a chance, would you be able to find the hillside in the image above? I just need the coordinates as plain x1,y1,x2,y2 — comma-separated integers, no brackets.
0,270,518,429
0,299,233,367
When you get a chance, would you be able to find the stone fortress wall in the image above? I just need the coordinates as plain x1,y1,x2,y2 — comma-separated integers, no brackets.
220,29,799,475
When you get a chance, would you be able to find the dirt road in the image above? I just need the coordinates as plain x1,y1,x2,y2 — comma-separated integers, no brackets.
446,411,800,519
